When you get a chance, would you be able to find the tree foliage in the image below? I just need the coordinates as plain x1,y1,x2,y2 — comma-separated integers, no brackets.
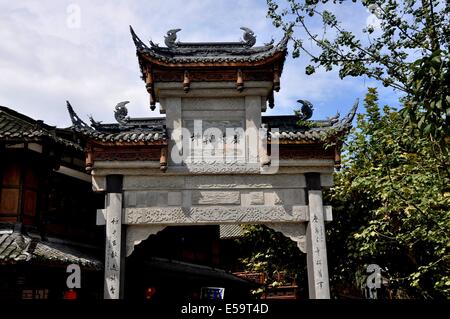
328,88,450,299
235,0,450,299
235,225,307,296
237,89,449,298
267,0,449,141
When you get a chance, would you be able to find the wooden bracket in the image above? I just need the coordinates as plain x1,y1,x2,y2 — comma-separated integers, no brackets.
334,146,341,169
273,65,280,92
150,95,156,111
183,70,190,93
146,67,156,111
85,144,94,172
236,69,244,92
160,147,168,172
145,67,154,94
268,91,275,109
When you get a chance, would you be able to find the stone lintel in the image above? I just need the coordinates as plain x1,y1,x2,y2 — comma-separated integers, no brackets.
91,167,334,178
121,205,332,225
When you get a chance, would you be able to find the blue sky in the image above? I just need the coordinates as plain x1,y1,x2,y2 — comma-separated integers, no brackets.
0,0,402,127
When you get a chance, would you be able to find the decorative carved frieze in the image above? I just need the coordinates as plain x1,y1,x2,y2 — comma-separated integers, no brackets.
279,145,334,160
124,205,309,225
94,147,161,161
177,162,262,174
153,69,273,83
122,174,307,190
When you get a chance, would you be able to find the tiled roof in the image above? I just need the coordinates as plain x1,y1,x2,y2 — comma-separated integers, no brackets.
130,26,290,65
145,257,256,287
67,101,167,144
264,99,358,142
0,223,102,270
220,224,244,239
0,105,82,151
67,100,357,145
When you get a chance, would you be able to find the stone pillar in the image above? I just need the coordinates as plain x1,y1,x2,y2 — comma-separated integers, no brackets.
164,97,182,166
305,173,330,299
245,96,262,163
104,175,124,299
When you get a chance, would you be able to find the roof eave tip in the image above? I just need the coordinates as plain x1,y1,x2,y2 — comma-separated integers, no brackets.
347,98,359,122
129,25,148,51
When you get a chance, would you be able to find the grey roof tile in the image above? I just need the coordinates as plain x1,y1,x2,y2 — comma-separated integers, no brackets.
0,224,102,269
67,100,358,145
0,106,82,150
220,224,244,239
130,26,290,65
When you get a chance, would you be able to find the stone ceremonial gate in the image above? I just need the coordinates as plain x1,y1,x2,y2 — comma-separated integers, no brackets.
68,26,357,299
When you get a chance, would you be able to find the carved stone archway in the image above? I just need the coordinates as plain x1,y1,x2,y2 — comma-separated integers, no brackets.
69,26,356,300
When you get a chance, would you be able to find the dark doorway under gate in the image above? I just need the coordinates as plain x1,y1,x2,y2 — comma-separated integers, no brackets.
124,225,257,300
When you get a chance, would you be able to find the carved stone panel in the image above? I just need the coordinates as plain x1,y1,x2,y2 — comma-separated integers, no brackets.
128,191,169,207
123,176,185,190
192,191,241,205
249,192,264,205
184,174,306,189
182,119,246,163
168,192,182,206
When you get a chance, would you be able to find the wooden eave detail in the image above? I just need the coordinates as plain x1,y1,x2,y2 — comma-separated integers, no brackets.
87,140,168,147
269,140,325,145
138,51,286,69
85,143,168,171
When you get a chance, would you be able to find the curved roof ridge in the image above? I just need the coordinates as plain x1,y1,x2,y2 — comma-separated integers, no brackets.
129,25,290,64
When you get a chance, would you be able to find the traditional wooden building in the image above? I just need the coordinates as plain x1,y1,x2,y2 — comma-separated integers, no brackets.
67,26,357,299
0,106,104,299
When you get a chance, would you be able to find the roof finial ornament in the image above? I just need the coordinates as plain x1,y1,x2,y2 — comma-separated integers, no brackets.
114,101,130,126
295,99,314,121
326,112,340,125
264,39,275,46
89,115,103,129
342,98,359,124
66,101,89,128
165,29,181,48
129,26,147,50
240,27,256,47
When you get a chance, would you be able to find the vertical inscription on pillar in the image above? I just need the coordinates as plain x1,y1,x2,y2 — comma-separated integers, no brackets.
306,189,330,299
104,193,122,299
